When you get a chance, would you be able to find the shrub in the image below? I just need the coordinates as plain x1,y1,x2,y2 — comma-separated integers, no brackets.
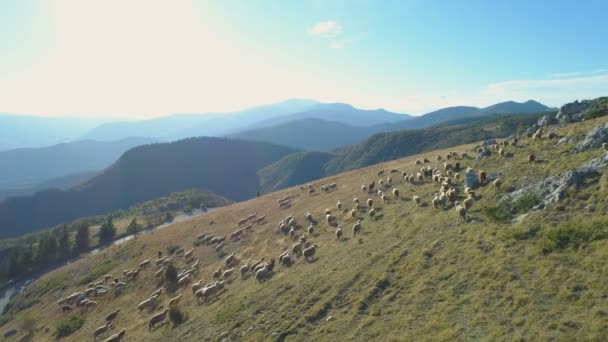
169,307,186,327
55,316,84,339
583,108,608,120
543,219,608,253
165,263,178,287
167,245,180,255
504,225,541,241
482,205,511,223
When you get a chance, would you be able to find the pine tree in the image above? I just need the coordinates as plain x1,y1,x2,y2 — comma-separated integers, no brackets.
57,225,71,259
98,216,116,244
126,218,141,235
74,223,90,253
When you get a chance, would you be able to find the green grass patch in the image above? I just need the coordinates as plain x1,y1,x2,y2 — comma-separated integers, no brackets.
0,314,13,327
543,219,608,253
55,315,84,339
504,225,542,241
482,205,512,223
214,302,245,324
77,259,115,286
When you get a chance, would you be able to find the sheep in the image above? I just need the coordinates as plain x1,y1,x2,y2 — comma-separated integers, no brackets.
255,264,272,282
289,227,297,240
148,309,169,331
139,259,151,269
361,184,367,192
103,329,126,342
212,267,222,279
416,160,422,165
416,172,424,183
350,208,357,220
93,323,110,340
387,176,393,185
493,178,502,192
324,208,332,215
251,258,265,272
337,201,343,210
377,169,385,176
155,267,165,281
336,226,343,241
184,249,194,259
137,294,159,311
367,198,373,207
84,300,98,309
432,193,444,209
62,305,73,312
463,195,474,210
195,282,224,303
413,195,421,207
304,212,314,223
498,148,505,157
168,294,182,307
292,242,303,256
326,214,336,225
379,179,385,187
279,253,292,266
178,274,192,287
369,207,376,219
368,181,376,193
150,288,162,298
479,171,487,183
196,232,207,240
307,225,315,235
392,188,400,198
436,154,442,161
528,154,535,163
223,268,235,280
353,220,362,236
302,244,318,261
455,202,467,223
381,194,388,203
454,172,461,182
225,253,236,267
105,309,120,324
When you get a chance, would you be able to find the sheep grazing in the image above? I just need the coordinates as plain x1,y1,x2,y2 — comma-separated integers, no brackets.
369,207,376,219
361,184,367,192
493,178,502,192
392,188,399,198
105,309,120,324
93,323,110,341
379,179,385,187
195,281,224,303
498,148,505,157
350,208,357,220
255,264,272,282
184,249,194,259
479,171,487,183
225,253,236,267
416,160,422,165
455,202,467,223
387,176,393,185
432,193,445,209
279,253,292,266
381,194,388,203
337,201,343,210
103,329,126,342
150,288,162,298
326,214,336,225
251,258,265,271
289,227,297,240
377,169,385,176
168,294,182,307
177,274,192,287
155,267,165,281
336,226,343,241
61,305,73,312
212,267,222,280
454,173,461,181
292,242,303,257
307,225,315,235
240,264,250,278
436,154,442,161
137,295,158,312
413,195,421,207
528,154,535,163
353,220,362,236
302,244,318,261
416,172,424,183
324,208,332,216
368,181,376,193
463,195,474,210
148,309,169,331
367,198,373,207
222,268,235,280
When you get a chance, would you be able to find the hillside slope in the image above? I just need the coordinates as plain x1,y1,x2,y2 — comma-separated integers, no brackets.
2,112,608,341
0,137,155,191
0,171,98,201
0,138,296,237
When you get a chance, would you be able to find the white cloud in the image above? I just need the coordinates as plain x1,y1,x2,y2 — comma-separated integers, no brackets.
329,41,345,49
547,69,608,79
308,20,342,38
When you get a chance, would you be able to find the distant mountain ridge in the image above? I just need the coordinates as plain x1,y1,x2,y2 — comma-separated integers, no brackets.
0,137,296,237
0,137,156,190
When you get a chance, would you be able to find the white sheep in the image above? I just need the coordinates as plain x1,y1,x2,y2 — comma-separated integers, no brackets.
455,202,467,223
369,207,376,219
416,172,423,183
223,268,235,280
350,208,357,220
413,195,421,207
463,195,474,210
377,169,385,176
361,184,367,192
307,225,315,235
381,194,388,203
184,249,194,259
148,309,169,331
336,226,343,241
337,201,343,210
137,294,158,311
93,322,110,341
493,178,502,192
302,244,318,261
367,198,373,207
392,188,399,198
177,274,192,287
103,329,126,342
168,294,182,307
105,309,120,324
139,259,150,269
353,220,362,236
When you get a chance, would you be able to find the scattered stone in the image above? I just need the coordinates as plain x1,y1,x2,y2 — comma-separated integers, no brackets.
464,171,480,189
538,115,556,127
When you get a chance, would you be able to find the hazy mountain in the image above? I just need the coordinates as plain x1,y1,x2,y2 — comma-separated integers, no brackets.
0,114,107,150
230,118,375,151
0,137,156,190
0,137,296,237
83,99,320,141
0,171,98,201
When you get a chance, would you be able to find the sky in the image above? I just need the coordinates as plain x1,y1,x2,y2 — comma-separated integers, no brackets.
0,0,607,118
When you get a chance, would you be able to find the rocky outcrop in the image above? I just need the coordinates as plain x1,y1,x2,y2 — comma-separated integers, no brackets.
576,122,608,151
556,100,592,123
502,153,608,211
464,171,479,189
538,114,557,127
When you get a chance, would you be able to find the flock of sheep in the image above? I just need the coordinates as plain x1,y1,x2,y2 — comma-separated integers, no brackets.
51,130,561,340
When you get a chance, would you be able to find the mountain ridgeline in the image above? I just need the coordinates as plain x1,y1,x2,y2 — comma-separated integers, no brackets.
258,112,549,192
0,138,296,237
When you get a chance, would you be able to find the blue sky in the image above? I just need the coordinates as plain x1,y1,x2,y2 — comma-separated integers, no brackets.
0,0,607,117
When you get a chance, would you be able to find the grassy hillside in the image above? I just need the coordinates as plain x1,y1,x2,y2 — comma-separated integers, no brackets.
2,114,608,341
258,112,548,192
0,138,296,238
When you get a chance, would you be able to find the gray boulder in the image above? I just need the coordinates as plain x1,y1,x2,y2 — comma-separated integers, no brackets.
482,139,497,147
576,122,608,151
556,100,592,123
523,123,539,137
502,153,608,211
464,171,479,189
477,148,491,159
538,115,556,127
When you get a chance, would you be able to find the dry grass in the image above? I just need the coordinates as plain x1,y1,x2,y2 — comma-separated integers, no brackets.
3,117,608,341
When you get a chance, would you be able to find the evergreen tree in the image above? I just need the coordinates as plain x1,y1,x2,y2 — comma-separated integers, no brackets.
126,218,141,235
165,263,178,287
57,225,71,259
98,216,116,244
74,223,90,253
